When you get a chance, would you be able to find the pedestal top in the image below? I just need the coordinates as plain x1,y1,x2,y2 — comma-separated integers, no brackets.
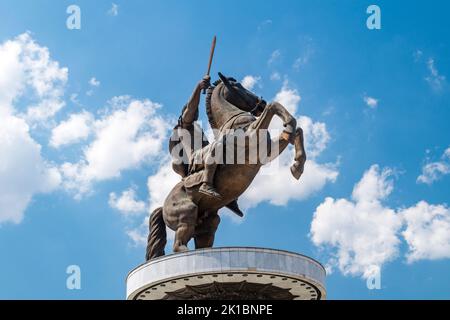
126,247,326,300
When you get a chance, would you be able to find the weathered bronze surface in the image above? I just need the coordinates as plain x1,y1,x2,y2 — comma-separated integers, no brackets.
145,71,306,261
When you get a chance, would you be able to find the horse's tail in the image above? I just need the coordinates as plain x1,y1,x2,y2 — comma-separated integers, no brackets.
145,207,167,261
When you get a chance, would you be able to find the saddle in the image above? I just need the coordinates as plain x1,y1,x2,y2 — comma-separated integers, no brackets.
182,170,244,218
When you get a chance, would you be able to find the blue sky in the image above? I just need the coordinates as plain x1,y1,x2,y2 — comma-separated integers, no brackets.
0,0,449,299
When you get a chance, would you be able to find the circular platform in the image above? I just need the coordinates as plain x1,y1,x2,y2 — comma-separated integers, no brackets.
127,247,326,300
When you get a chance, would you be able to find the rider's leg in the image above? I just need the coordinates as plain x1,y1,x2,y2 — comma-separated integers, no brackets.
199,142,222,198
202,162,217,185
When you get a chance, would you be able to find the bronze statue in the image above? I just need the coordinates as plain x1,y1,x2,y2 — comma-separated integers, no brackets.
145,38,306,260
145,72,306,260
170,75,224,199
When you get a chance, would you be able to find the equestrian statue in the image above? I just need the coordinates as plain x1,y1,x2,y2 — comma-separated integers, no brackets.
145,37,306,260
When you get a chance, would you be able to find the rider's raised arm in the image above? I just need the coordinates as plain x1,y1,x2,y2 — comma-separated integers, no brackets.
182,76,211,125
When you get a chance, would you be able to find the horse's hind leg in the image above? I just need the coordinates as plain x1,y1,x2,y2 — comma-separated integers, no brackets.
291,127,306,180
194,211,220,249
173,202,198,252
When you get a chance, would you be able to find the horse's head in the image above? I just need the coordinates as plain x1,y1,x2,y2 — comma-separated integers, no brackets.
217,72,266,116
206,72,267,131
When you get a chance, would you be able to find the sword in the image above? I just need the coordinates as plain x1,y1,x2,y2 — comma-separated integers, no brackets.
203,35,216,94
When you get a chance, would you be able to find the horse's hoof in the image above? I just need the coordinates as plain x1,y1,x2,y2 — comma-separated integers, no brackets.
290,163,303,180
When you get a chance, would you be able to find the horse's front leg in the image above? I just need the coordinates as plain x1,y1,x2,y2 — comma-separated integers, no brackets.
247,103,289,164
252,102,306,179
248,104,291,164
290,127,306,180
272,104,306,179
250,102,296,135
268,102,297,139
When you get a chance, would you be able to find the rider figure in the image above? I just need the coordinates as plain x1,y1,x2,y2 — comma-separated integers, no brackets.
170,75,222,199
169,76,244,217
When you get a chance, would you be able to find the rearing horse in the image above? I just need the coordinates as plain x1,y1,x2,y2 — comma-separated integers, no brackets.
146,73,306,260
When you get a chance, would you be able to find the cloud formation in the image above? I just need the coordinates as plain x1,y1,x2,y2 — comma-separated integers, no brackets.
0,115,61,224
0,33,64,224
311,165,402,278
363,95,378,109
425,58,446,91
417,147,450,184
60,96,169,198
241,75,261,91
107,3,119,17
311,165,450,279
401,201,450,263
50,111,93,148
0,32,67,123
268,49,281,65
109,187,147,215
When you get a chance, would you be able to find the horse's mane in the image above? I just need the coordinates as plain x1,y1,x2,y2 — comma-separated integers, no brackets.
205,79,222,130
206,77,251,132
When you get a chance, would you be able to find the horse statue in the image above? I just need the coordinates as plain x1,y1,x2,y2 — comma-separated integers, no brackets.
145,72,306,260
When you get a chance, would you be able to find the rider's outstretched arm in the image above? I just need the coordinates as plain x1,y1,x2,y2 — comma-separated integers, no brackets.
182,76,211,124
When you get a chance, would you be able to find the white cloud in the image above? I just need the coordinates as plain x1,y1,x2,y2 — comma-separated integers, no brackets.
268,49,281,65
310,165,402,278
60,96,169,198
124,159,180,247
109,187,146,215
293,46,314,70
241,75,261,91
69,93,81,106
242,81,337,208
0,32,68,123
89,77,100,87
0,114,60,224
268,80,302,144
352,165,394,202
418,162,450,184
273,80,301,114
293,56,308,70
417,147,450,184
413,49,423,62
125,213,175,248
401,201,450,263
50,111,93,148
0,33,64,224
311,164,450,279
86,77,100,96
425,58,446,91
126,228,147,246
297,116,330,159
85,98,166,179
147,159,180,212
107,3,119,16
363,95,378,109
270,72,281,81
243,156,338,208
